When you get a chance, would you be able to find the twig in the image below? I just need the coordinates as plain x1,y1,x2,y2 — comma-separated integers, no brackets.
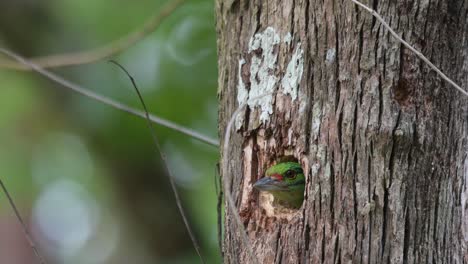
214,163,224,257
221,93,274,264
0,48,219,147
349,0,468,97
109,60,206,263
0,178,47,264
0,0,185,70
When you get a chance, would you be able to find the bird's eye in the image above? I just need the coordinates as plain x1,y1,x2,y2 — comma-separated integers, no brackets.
285,169,296,179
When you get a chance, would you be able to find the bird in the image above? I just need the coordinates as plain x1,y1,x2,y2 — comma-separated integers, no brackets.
253,162,305,208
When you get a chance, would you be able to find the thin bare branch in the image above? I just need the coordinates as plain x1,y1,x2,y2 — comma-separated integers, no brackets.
214,163,224,257
0,48,219,147
109,60,206,264
349,0,468,98
0,0,184,70
0,178,47,264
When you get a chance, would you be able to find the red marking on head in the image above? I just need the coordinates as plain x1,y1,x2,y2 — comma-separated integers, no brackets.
270,173,283,181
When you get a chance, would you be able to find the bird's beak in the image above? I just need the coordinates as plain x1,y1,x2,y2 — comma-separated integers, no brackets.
253,177,287,191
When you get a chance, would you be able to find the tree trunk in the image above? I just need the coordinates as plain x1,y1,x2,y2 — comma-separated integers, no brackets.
216,0,467,263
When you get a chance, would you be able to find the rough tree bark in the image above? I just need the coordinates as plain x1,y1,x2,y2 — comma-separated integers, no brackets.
216,0,467,263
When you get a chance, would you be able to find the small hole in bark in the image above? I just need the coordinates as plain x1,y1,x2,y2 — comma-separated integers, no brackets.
254,156,305,211
252,47,263,57
394,78,413,106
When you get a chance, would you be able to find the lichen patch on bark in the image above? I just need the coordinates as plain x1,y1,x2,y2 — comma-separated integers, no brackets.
281,43,304,101
236,27,304,129
241,27,281,126
283,32,292,45
325,48,336,64
236,58,248,129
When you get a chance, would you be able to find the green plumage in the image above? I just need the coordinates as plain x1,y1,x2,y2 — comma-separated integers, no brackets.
253,162,305,208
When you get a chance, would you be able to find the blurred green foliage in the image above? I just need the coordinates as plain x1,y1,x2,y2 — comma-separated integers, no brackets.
0,0,220,263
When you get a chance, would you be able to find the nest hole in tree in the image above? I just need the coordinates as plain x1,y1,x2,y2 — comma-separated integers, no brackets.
254,155,307,220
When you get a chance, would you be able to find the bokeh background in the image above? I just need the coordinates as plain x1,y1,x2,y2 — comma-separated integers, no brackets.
0,0,220,263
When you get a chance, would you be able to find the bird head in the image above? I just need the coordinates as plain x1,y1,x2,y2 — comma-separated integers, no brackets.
253,162,305,208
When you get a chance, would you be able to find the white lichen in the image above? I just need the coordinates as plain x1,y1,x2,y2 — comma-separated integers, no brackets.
246,27,281,124
236,59,248,129
311,163,321,176
360,201,376,215
248,55,277,123
281,43,304,101
326,48,336,64
311,101,322,139
283,32,292,45
236,27,305,128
